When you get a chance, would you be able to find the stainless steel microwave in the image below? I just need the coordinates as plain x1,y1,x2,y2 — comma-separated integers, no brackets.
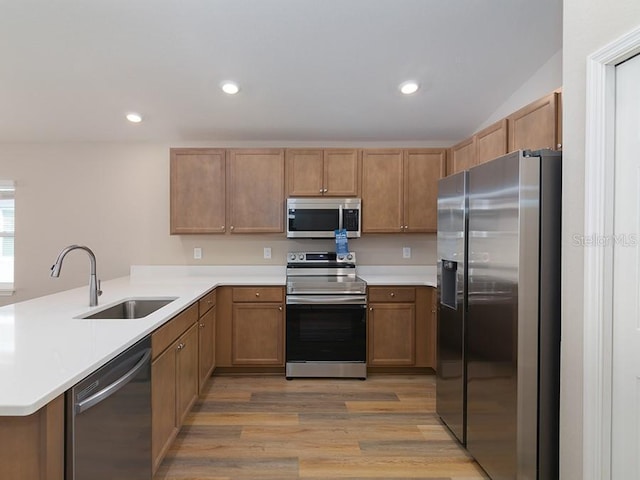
286,198,361,238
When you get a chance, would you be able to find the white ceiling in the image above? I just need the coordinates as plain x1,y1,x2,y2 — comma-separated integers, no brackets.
0,0,562,144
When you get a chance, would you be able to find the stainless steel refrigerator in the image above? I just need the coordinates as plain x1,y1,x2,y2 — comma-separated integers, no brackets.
436,150,561,480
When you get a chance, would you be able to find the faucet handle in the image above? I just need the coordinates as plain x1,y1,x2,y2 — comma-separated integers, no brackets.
98,279,103,297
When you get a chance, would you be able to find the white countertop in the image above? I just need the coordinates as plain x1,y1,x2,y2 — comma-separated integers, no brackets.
0,264,435,416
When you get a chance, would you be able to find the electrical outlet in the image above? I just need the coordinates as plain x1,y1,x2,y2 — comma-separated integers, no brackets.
263,247,272,259
403,247,411,259
193,247,202,260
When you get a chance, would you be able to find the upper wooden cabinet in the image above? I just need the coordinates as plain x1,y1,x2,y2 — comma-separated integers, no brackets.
508,91,561,152
227,149,285,233
286,149,360,197
476,119,508,165
170,148,226,234
449,137,476,176
362,149,446,233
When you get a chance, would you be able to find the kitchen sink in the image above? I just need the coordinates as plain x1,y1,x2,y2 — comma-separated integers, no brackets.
77,297,177,319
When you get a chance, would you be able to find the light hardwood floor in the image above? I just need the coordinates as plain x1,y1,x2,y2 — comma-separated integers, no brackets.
154,374,489,480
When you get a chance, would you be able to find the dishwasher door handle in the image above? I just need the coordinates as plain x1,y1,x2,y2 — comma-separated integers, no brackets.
75,348,151,414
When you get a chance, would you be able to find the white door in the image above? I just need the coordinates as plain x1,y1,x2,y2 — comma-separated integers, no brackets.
612,52,640,478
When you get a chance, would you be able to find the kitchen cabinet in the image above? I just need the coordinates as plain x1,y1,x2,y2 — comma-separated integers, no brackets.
361,149,446,233
286,148,360,197
170,148,226,234
198,289,216,394
151,304,198,473
476,119,508,165
508,91,562,152
227,149,285,233
449,137,476,175
230,287,285,365
368,286,435,369
368,287,416,365
0,395,64,480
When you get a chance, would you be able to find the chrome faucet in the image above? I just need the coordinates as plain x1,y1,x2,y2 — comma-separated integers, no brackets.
51,245,102,306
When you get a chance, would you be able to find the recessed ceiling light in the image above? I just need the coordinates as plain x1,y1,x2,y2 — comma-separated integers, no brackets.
126,112,142,123
221,82,240,95
399,81,420,95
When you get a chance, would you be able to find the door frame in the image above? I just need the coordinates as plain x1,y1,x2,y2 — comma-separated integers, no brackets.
583,25,640,480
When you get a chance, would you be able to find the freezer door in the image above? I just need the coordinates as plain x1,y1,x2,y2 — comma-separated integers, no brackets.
436,171,467,444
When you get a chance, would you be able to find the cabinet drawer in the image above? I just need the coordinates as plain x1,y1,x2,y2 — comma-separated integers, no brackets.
232,287,284,303
368,287,416,303
152,304,198,359
199,289,216,316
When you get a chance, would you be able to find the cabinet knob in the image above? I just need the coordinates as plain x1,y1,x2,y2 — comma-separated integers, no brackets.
369,306,373,311
255,292,260,297
199,323,205,328
390,292,395,297
278,306,283,311
319,188,324,193
220,225,225,230
177,343,185,350
323,188,328,193
230,225,234,230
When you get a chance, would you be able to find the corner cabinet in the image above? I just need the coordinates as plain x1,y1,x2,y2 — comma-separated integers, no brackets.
170,148,226,234
286,148,360,197
361,149,446,233
227,149,285,233
508,91,562,152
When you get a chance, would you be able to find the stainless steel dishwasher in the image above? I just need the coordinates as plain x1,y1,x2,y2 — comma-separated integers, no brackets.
66,336,152,480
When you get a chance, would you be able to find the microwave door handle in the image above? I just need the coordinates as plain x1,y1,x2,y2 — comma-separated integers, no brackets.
338,204,343,230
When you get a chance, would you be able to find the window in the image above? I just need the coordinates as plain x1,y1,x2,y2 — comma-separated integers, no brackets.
0,181,15,294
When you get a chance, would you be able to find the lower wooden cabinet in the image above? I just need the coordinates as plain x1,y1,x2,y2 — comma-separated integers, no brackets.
151,304,199,473
198,290,216,393
0,395,64,480
367,286,436,369
231,287,285,366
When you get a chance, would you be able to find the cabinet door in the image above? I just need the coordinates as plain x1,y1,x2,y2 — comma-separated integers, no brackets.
170,148,226,234
323,149,360,196
476,119,508,165
361,149,404,233
231,303,284,365
403,149,446,232
176,324,199,425
508,92,560,152
286,149,324,196
449,137,476,175
368,303,416,365
198,307,216,394
152,346,177,472
227,149,285,233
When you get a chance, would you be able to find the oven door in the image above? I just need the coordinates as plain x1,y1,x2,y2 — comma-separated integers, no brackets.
286,301,366,362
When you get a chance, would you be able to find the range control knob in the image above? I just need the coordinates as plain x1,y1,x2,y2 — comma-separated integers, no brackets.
289,253,296,261
297,253,305,261
337,255,345,261
347,253,353,260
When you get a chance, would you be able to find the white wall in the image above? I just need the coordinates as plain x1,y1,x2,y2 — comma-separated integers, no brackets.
477,48,563,132
0,142,436,307
562,2,640,479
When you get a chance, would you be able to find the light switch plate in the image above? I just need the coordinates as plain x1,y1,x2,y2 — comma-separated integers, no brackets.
403,247,411,259
194,247,202,260
264,247,272,259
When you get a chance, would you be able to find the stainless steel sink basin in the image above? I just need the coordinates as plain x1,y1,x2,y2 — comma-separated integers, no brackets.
78,297,177,319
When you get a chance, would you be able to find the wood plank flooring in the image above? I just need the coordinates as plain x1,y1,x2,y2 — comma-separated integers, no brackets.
154,374,489,480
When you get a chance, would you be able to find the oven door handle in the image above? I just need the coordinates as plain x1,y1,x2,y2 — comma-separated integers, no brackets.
286,295,367,305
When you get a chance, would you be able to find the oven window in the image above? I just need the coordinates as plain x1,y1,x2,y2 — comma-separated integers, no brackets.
288,209,339,232
286,304,366,362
